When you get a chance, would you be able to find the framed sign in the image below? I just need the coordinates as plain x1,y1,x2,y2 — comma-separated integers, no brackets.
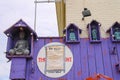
37,42,73,78
45,45,65,74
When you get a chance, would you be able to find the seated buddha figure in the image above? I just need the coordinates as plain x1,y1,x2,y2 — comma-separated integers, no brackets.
9,31,29,55
69,29,76,41
91,26,98,40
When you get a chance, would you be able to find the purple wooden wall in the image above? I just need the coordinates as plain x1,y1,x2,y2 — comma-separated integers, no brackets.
10,37,120,80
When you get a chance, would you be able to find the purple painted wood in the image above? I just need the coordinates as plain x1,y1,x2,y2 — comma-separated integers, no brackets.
6,37,13,52
116,42,120,58
7,20,120,80
101,38,113,78
4,19,37,38
94,43,104,74
65,43,74,80
10,58,26,79
33,39,46,80
80,39,89,79
108,38,120,80
7,37,120,80
72,42,82,80
87,39,96,76
116,42,120,70
25,59,32,80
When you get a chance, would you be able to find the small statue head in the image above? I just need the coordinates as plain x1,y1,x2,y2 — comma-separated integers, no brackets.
19,31,25,40
92,25,96,29
70,29,74,32
115,27,119,31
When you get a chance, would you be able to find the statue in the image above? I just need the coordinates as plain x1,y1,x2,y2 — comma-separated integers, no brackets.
9,31,29,55
114,28,120,40
91,26,98,40
69,29,76,41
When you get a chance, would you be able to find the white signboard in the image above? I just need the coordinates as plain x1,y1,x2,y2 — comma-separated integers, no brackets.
45,45,65,73
37,42,73,78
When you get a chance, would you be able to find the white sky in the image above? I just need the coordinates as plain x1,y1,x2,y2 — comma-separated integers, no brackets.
0,0,58,80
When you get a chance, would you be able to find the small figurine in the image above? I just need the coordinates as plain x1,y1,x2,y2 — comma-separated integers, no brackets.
114,28,120,40
9,31,29,55
69,29,76,41
91,26,98,40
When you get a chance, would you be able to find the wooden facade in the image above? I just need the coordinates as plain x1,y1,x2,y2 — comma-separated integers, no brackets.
4,20,120,80
7,37,120,80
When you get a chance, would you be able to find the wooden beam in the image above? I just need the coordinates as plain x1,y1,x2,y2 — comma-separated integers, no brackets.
34,0,62,3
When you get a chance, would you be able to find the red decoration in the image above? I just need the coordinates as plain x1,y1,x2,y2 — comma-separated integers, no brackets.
86,74,113,80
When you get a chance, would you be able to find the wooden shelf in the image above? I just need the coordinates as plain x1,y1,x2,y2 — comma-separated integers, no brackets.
6,54,32,59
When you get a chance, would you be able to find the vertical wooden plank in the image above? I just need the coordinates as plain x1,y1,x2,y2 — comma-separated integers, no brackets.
116,42,120,62
32,39,48,80
87,39,96,76
10,58,26,79
7,37,13,52
80,39,89,79
72,42,82,80
108,38,120,80
44,38,51,45
26,59,32,80
115,42,120,77
51,38,60,43
64,43,74,80
71,44,76,80
101,39,113,78
94,42,104,74
30,35,34,57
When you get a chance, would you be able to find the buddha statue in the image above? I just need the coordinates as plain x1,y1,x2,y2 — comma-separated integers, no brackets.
9,31,29,55
114,27,120,40
91,26,98,40
69,29,76,41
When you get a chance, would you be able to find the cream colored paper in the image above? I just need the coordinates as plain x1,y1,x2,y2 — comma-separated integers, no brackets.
46,45,64,71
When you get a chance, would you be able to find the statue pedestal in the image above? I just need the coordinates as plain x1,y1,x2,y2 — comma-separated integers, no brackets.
10,58,26,79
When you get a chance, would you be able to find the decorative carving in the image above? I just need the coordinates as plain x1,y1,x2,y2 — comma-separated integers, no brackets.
9,31,29,55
